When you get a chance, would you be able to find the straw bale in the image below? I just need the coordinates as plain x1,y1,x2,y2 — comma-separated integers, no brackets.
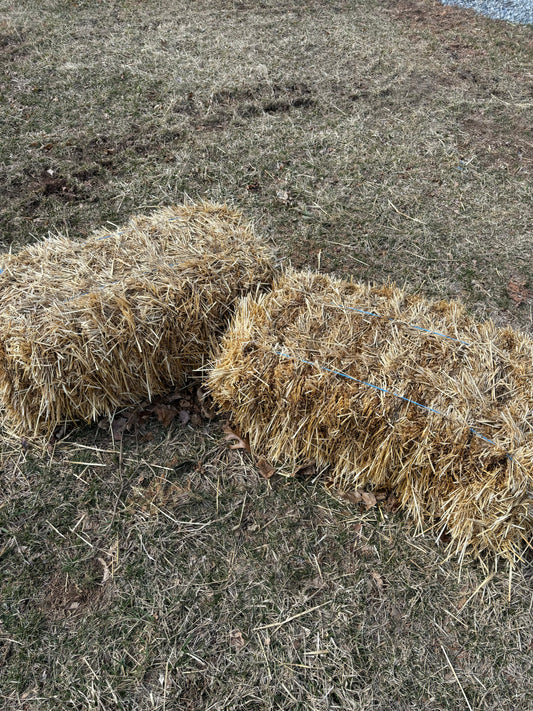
208,268,533,562
0,202,274,439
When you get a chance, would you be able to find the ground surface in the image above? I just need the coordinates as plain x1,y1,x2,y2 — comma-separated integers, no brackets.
0,0,532,709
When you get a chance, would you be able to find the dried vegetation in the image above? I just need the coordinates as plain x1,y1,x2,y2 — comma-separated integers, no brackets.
0,202,274,439
209,268,533,562
1,0,533,708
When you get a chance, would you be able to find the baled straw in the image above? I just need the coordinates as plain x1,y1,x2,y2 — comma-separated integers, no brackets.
208,268,533,562
0,202,274,439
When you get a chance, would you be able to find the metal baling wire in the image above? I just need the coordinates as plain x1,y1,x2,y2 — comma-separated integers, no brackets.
276,295,508,451
273,350,512,458
0,221,512,458
335,303,471,346
325,301,506,448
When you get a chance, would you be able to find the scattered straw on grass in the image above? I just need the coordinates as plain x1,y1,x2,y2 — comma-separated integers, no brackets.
208,267,533,563
0,202,274,440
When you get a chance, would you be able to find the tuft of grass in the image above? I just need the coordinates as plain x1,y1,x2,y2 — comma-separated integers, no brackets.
1,0,532,709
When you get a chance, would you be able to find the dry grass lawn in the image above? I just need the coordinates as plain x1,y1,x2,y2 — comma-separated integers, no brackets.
0,0,532,709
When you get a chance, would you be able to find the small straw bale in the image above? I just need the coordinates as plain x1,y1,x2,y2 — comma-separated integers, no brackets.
0,202,274,439
208,268,533,562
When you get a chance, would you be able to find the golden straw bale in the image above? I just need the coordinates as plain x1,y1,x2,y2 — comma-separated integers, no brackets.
0,202,274,439
208,268,533,562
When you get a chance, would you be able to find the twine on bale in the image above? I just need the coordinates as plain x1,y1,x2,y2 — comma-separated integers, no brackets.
208,268,533,563
0,202,274,440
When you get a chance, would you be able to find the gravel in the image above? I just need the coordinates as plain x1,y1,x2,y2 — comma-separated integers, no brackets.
440,0,533,24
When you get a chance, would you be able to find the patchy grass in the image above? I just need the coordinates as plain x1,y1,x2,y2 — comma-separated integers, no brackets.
2,420,533,709
0,0,532,708
1,0,531,326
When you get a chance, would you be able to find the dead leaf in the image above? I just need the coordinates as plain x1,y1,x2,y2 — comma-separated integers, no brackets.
457,597,468,611
190,413,202,427
384,493,400,512
338,490,363,504
111,416,128,441
361,491,377,510
257,457,275,479
508,276,530,305
371,570,384,591
293,460,316,478
161,390,181,404
197,386,217,419
230,629,245,650
153,403,178,428
178,409,190,425
223,424,250,452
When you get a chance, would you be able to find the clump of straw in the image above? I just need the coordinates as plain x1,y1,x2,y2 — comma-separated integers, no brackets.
0,202,274,439
208,268,533,562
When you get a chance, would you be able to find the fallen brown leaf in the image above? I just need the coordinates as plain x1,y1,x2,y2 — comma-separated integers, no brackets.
230,629,245,650
126,406,152,431
223,424,250,452
338,489,363,504
293,460,316,478
111,416,129,441
384,493,400,512
196,386,217,419
178,409,190,425
153,403,178,428
371,570,384,591
190,413,202,427
257,457,275,479
361,491,377,510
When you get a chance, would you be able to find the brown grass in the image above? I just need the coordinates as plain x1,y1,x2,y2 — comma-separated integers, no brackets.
1,0,532,708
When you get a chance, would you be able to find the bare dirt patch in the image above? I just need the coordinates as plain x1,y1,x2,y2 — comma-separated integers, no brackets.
40,568,108,623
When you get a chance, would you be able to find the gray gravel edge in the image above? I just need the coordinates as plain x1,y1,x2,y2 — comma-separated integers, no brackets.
440,0,533,25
